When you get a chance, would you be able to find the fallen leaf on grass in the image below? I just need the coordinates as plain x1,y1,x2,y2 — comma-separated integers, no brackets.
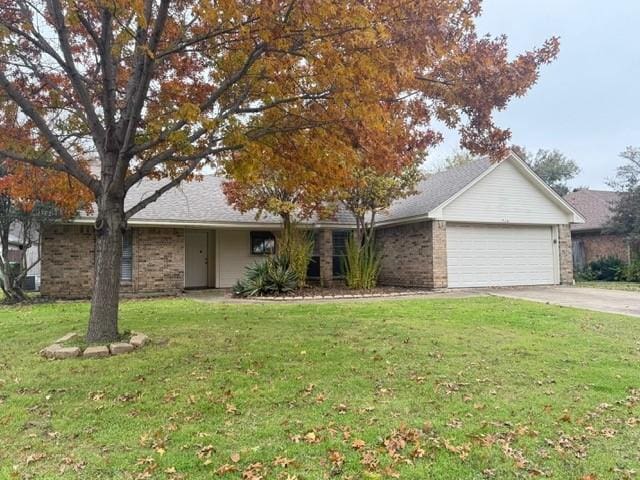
443,439,470,460
273,456,295,468
446,418,463,429
601,428,616,438
304,431,320,443
216,464,237,475
328,450,345,468
360,450,379,471
197,444,215,463
351,439,366,450
334,403,348,414
25,452,47,465
242,462,265,480
89,391,105,401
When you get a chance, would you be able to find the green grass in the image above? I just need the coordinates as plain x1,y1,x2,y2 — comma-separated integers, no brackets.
577,281,640,292
0,297,639,479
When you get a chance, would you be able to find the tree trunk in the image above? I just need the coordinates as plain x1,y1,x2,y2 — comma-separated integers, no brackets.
1,270,26,303
86,198,124,343
0,234,26,303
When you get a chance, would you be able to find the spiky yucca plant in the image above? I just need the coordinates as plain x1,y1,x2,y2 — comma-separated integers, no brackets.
233,255,298,297
343,234,381,290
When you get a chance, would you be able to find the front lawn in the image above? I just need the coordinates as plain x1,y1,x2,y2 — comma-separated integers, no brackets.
577,281,640,292
0,297,639,479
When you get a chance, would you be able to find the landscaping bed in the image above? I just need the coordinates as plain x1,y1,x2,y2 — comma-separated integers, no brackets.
232,285,433,300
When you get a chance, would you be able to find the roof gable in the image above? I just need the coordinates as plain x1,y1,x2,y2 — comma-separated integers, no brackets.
376,157,494,224
428,153,584,224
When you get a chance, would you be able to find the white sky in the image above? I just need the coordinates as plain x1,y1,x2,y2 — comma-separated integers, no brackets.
429,0,640,190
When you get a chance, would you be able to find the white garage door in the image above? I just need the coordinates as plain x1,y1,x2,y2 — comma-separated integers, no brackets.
447,224,557,288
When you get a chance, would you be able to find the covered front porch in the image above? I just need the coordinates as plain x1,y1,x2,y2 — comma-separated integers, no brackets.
183,227,348,290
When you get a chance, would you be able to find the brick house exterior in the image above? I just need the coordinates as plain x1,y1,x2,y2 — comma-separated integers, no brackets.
564,190,633,271
376,221,448,288
40,153,583,298
41,225,184,298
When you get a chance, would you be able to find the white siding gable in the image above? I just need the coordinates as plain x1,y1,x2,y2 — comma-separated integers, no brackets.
437,159,571,225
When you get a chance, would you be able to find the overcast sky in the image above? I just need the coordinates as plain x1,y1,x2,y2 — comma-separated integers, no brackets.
430,0,640,190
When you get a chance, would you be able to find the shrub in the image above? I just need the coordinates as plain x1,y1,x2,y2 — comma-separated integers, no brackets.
618,259,640,282
279,226,313,288
581,256,625,281
233,255,298,297
342,235,381,290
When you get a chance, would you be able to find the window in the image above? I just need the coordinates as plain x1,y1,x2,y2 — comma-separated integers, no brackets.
121,230,133,282
307,232,320,278
250,231,276,255
332,230,350,277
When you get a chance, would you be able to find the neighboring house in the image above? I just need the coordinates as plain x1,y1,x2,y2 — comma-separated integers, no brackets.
40,151,584,298
564,189,631,271
7,224,41,291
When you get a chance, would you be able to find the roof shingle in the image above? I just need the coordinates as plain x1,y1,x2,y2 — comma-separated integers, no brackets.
79,157,495,227
564,189,621,231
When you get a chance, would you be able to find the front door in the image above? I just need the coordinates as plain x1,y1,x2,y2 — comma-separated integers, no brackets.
185,230,208,288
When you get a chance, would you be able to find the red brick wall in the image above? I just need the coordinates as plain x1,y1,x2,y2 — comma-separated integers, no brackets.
125,227,185,295
376,221,445,288
41,225,95,298
41,225,185,299
573,231,630,265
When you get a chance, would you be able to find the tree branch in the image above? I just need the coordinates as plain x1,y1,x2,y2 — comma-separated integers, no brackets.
128,42,267,157
99,7,118,141
0,149,67,174
124,161,199,220
0,71,100,193
117,0,170,155
124,143,241,191
47,0,107,150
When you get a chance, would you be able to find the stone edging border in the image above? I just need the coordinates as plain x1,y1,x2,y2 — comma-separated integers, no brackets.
241,290,439,301
40,332,150,360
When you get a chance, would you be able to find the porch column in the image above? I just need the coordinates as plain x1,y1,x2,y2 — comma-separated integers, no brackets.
318,229,333,287
558,224,574,284
430,220,448,288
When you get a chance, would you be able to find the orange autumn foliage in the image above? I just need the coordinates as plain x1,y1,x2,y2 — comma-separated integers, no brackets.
0,162,93,219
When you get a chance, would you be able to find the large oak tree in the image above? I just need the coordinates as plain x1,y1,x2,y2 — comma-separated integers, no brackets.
0,0,558,341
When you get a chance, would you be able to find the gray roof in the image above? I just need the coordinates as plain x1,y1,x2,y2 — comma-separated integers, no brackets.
564,189,621,232
79,158,494,227
81,176,283,225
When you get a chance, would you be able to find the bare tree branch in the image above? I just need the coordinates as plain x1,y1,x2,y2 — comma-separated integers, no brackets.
124,161,200,220
47,0,107,149
0,149,68,174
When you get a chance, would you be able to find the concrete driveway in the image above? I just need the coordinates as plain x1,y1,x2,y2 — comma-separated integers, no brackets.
488,285,640,317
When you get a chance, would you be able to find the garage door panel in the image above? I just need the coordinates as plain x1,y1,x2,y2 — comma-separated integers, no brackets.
447,224,556,288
